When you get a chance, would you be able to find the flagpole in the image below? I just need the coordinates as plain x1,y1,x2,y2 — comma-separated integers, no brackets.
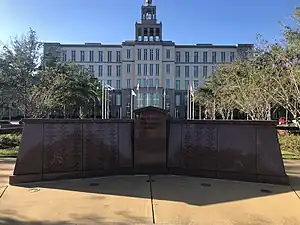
130,89,133,119
101,80,104,119
187,88,190,120
192,94,195,120
163,89,166,110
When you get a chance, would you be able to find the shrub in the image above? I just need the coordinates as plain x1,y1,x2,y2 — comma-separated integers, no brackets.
278,134,300,154
0,133,21,147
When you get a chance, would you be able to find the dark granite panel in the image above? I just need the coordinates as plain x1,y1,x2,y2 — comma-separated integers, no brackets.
217,124,256,173
118,122,133,167
256,126,286,176
167,123,182,167
43,123,82,173
13,124,43,175
134,109,167,168
181,123,218,171
83,123,118,171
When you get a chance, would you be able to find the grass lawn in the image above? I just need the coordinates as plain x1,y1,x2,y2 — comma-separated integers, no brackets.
0,147,19,158
281,150,300,160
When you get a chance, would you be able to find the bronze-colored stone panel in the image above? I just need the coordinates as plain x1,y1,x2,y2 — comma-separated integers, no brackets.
256,126,286,176
118,122,133,168
82,123,118,171
181,123,218,171
167,123,182,167
217,124,256,173
43,123,82,174
134,108,167,169
13,124,43,175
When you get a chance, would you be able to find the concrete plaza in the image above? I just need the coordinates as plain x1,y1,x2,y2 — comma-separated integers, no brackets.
0,159,299,225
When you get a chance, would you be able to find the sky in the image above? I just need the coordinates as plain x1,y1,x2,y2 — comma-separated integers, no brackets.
0,0,299,45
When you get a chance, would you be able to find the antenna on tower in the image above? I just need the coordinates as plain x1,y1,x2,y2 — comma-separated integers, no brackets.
145,0,152,6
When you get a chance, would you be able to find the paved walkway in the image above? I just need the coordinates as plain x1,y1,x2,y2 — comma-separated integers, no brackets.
0,159,299,225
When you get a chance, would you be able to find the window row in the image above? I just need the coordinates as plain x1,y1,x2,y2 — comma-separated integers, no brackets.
175,51,235,63
61,48,173,62
176,65,215,78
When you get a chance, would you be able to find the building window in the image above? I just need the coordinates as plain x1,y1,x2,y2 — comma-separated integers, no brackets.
98,51,103,62
71,50,76,61
185,80,189,90
79,65,84,73
156,49,160,60
175,80,180,90
107,80,112,86
193,66,198,78
126,49,131,59
116,94,121,106
175,95,180,106
221,52,226,62
80,51,85,62
155,64,159,76
185,66,189,78
166,49,171,59
62,50,67,62
98,65,103,77
230,52,235,62
194,80,199,88
116,65,121,77
137,49,142,60
203,66,208,78
116,51,121,62
194,51,198,63
116,80,121,89
155,78,159,87
126,64,131,73
89,51,94,62
212,66,216,73
137,78,142,86
137,64,142,76
150,49,154,60
176,51,180,62
126,79,131,88
108,51,112,62
166,64,170,74
150,64,154,76
143,78,147,87
89,65,94,73
107,65,112,77
176,66,180,78
166,79,170,88
144,49,148,60
143,64,147,75
185,52,189,62
203,52,208,63
150,78,153,87
212,51,216,64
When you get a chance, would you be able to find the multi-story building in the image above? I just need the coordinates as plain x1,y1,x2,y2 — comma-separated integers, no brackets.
43,0,252,119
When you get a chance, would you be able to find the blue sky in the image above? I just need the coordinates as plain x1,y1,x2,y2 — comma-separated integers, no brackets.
0,0,298,45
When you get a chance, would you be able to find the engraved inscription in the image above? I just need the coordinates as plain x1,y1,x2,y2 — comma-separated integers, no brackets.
83,123,118,171
182,124,217,169
43,123,82,173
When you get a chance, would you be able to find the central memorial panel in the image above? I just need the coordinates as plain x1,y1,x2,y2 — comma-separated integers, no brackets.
133,107,168,173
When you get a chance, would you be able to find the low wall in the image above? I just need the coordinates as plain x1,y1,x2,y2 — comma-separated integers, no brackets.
168,120,288,184
10,118,288,185
10,119,133,183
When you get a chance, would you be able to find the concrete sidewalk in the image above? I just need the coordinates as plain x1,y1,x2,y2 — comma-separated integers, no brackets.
0,159,299,225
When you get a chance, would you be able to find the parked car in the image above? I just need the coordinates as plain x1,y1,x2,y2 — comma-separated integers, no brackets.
278,117,289,125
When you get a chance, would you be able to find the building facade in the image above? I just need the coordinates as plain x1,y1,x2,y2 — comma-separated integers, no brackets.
43,0,252,119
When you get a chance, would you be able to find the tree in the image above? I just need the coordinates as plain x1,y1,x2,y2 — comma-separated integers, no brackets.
31,62,102,118
0,28,42,117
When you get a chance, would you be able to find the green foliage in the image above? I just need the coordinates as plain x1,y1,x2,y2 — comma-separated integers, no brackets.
278,134,300,154
0,133,21,147
196,6,300,120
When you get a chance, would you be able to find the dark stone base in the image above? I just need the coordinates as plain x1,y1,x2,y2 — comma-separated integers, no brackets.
9,169,289,186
